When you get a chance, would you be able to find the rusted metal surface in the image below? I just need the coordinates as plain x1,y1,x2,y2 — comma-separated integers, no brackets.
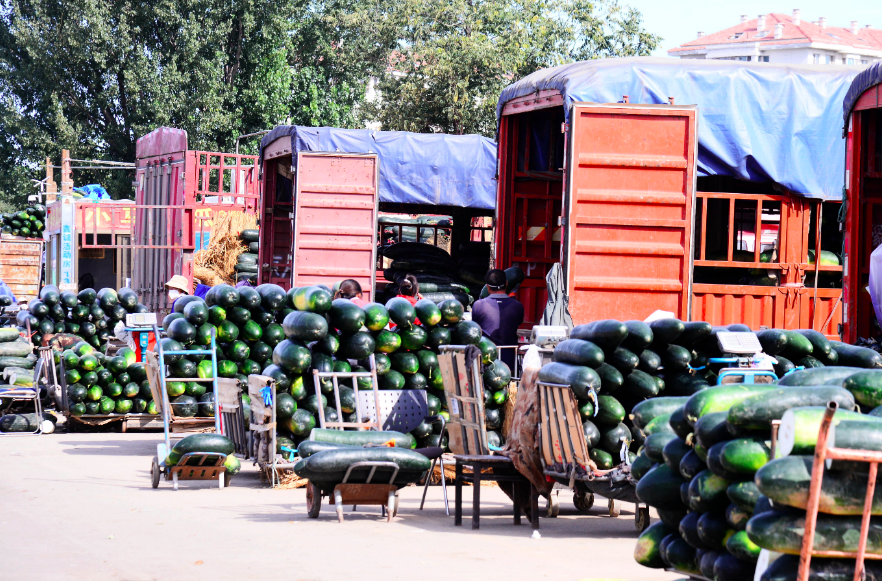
843,101,882,342
0,239,43,302
130,127,257,314
798,402,882,581
564,103,698,323
290,153,379,299
500,89,564,116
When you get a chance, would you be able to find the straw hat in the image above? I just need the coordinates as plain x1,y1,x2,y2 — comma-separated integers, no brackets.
165,275,191,294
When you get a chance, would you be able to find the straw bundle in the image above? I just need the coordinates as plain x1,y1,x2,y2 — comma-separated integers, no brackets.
193,210,257,284
193,265,225,287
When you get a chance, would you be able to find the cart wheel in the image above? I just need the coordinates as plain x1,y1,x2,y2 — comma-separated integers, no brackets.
151,457,160,489
547,494,560,518
223,472,233,488
635,506,650,531
306,482,322,519
573,490,594,512
608,498,619,517
172,471,179,491
387,490,396,523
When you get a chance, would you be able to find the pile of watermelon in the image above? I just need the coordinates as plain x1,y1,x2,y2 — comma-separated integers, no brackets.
380,241,476,306
19,285,150,351
1,204,45,239
156,282,510,450
62,342,156,416
233,229,259,285
631,330,882,580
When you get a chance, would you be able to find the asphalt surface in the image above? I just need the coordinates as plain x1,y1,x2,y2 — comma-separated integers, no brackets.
0,432,682,581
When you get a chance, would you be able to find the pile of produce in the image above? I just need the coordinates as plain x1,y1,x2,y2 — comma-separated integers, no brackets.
0,411,57,433
631,329,882,580
0,327,37,379
62,342,156,416
0,204,45,238
232,229,259,285
19,285,149,351
381,241,474,306
379,214,449,245
164,433,240,478
158,281,510,450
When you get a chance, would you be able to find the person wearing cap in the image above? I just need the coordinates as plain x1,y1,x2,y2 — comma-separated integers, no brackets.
471,269,524,369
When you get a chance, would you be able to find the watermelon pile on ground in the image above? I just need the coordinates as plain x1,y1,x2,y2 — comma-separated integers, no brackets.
233,229,259,285
379,240,477,306
20,285,149,351
0,327,38,384
62,342,156,417
1,204,45,238
631,331,882,580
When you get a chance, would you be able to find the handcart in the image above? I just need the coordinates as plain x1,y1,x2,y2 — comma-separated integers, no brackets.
146,324,229,490
301,355,437,522
537,379,650,531
0,355,46,436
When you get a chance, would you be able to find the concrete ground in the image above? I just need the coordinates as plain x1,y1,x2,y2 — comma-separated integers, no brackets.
0,432,682,581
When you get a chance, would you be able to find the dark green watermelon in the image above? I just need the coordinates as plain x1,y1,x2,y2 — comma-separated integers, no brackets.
166,318,197,344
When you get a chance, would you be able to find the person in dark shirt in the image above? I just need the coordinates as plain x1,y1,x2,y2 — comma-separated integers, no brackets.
471,269,524,369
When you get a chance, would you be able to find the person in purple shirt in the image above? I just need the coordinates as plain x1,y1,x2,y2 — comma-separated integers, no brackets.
471,269,524,369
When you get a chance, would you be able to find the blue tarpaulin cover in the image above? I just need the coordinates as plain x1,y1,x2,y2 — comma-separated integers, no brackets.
843,61,882,125
258,126,497,210
497,57,864,201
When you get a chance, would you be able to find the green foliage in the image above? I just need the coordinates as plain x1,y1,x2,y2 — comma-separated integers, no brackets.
361,0,660,135
0,0,658,203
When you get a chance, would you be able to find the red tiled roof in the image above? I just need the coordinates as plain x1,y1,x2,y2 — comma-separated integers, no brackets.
669,13,882,53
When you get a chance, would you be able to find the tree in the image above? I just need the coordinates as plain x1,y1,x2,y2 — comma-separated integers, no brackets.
0,0,383,200
360,0,661,135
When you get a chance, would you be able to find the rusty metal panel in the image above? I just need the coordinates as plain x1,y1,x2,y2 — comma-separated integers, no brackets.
565,103,698,323
692,284,785,330
292,153,379,300
0,239,43,302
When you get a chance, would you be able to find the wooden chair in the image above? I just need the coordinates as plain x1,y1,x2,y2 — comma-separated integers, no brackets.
537,380,650,530
438,347,538,530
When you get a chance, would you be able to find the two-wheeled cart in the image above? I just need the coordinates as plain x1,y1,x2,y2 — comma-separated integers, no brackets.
146,324,230,490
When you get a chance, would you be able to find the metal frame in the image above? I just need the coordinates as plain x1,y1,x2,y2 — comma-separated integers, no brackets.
798,401,882,581
313,353,382,431
437,345,488,455
536,380,648,529
0,357,45,437
150,323,225,490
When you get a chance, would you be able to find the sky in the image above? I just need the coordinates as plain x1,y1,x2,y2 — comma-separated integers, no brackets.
626,0,882,56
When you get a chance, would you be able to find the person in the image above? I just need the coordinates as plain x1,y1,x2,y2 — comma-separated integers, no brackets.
395,275,421,325
165,274,209,307
334,279,369,308
471,269,524,369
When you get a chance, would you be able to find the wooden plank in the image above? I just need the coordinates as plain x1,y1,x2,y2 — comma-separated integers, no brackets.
563,389,590,468
550,387,568,466
538,385,556,468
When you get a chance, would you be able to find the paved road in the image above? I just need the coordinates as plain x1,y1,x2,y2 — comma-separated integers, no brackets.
0,433,681,581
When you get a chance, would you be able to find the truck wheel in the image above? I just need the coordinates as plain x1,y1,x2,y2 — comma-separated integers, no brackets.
307,482,322,518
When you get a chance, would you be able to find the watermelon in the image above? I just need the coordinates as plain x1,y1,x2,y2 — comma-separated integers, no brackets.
329,299,366,334
385,297,416,329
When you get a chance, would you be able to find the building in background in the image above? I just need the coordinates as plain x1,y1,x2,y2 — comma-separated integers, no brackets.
669,11,882,65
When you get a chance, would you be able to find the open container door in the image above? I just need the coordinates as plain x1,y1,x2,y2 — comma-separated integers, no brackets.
565,102,698,322
292,152,379,300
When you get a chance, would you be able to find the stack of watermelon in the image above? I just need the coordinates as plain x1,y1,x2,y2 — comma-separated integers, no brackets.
380,242,474,306
1,204,45,238
62,342,157,417
233,229,259,285
20,285,149,351
632,338,882,580
155,281,510,451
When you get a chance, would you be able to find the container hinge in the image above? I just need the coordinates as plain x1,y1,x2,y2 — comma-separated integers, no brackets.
557,217,566,226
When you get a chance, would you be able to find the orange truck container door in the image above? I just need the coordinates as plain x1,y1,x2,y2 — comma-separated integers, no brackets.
291,152,379,300
565,103,698,322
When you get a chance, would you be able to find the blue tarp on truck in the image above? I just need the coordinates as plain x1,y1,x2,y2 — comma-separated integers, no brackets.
258,126,497,210
497,57,864,201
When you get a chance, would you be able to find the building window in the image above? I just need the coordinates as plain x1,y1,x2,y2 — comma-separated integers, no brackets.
847,58,856,65
759,56,769,62
813,54,821,64
863,60,869,65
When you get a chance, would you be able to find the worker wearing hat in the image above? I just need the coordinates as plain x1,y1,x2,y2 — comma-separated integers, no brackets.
471,269,524,369
165,275,210,307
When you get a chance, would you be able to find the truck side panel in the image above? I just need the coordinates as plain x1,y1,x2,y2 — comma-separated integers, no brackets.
291,153,378,300
565,103,697,323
